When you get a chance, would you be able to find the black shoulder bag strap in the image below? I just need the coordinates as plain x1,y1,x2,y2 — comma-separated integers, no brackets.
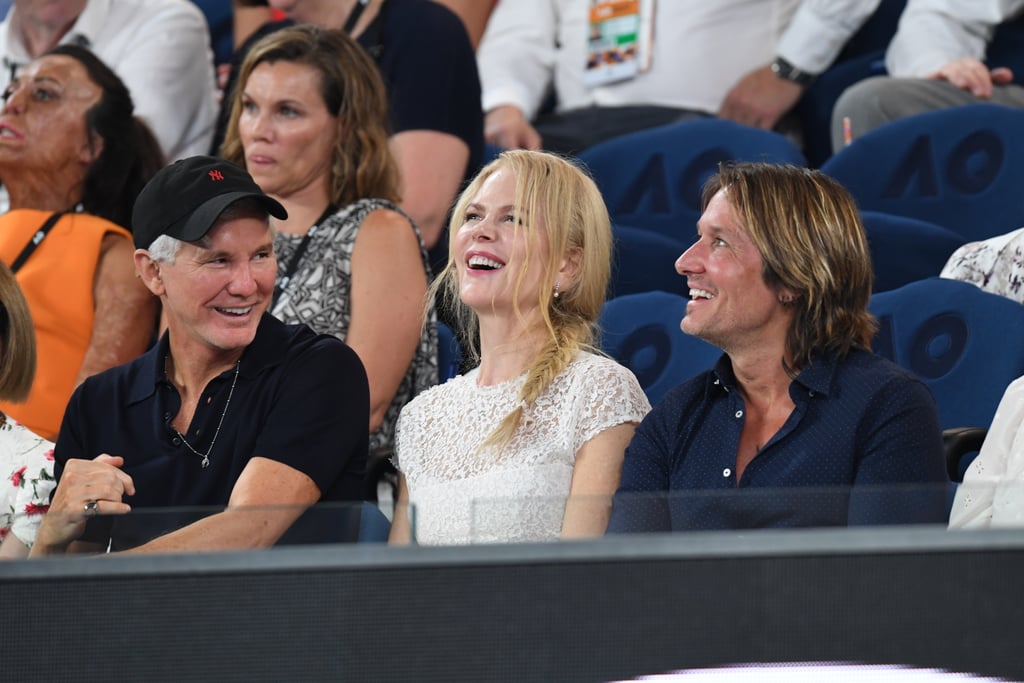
9,211,67,274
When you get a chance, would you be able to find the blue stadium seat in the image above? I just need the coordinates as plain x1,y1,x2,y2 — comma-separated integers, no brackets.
599,291,720,406
796,0,906,167
610,225,687,299
437,322,463,383
357,501,392,543
798,51,887,167
189,0,234,66
860,211,966,292
579,119,806,242
822,104,1024,242
869,277,1024,430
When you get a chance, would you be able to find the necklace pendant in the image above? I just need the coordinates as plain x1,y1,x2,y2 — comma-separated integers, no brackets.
201,455,210,469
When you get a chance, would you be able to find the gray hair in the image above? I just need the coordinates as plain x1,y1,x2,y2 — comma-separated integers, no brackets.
146,234,184,263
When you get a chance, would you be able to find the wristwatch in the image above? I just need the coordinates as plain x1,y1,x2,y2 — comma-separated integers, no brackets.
770,57,815,87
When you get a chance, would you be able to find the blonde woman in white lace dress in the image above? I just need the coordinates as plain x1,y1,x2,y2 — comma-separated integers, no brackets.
390,150,650,545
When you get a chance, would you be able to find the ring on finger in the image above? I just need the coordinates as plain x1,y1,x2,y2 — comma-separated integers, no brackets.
83,500,99,517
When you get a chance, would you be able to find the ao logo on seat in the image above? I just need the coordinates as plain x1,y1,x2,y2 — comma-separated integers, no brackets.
873,313,968,379
618,324,671,387
882,129,1004,199
615,148,730,216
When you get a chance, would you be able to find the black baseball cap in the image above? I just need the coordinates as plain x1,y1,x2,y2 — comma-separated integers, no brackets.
132,155,287,249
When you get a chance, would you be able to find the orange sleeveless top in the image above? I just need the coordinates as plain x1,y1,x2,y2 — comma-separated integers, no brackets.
0,209,132,439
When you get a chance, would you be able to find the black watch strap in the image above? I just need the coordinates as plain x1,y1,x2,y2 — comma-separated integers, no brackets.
771,57,815,86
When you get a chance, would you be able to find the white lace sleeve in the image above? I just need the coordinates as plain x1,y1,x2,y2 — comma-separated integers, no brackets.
568,354,651,454
950,376,1024,528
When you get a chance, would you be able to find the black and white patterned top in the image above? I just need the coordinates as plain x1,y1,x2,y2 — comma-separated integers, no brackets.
271,198,438,455
940,226,1024,304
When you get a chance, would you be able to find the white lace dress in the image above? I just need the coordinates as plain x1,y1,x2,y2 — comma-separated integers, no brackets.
394,351,650,545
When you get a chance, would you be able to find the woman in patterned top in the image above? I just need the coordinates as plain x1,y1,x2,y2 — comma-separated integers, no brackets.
389,150,650,545
940,227,1024,304
220,25,436,476
0,261,55,558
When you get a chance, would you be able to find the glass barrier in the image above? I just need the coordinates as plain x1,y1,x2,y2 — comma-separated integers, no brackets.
0,500,408,558
5,481,1024,557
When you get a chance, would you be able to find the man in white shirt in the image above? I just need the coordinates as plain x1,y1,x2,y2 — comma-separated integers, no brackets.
478,0,886,154
831,0,1024,152
0,0,218,161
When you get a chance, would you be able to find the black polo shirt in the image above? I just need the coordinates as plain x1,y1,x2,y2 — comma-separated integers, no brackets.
55,314,369,549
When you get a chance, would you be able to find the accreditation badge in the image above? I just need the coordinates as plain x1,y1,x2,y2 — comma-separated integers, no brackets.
583,0,655,88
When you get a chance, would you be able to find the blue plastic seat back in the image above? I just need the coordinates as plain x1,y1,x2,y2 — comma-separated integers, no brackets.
860,211,966,293
579,119,806,242
599,291,721,406
189,0,233,66
437,322,463,383
610,224,688,299
822,104,1024,242
797,0,906,166
357,501,392,543
869,277,1024,430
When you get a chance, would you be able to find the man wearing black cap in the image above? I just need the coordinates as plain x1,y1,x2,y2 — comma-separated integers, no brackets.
30,156,370,555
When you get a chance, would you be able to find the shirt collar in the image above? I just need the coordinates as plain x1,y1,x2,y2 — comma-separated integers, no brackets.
128,313,291,405
62,0,110,50
3,0,106,65
709,351,840,398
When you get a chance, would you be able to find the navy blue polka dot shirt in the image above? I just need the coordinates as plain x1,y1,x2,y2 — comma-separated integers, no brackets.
608,349,949,532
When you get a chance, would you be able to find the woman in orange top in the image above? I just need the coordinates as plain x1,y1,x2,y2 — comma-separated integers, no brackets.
0,45,163,439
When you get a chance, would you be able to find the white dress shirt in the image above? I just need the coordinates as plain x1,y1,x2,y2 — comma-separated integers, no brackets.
886,0,1024,76
478,0,884,118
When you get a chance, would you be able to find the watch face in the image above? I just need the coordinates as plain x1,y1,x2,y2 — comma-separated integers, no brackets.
772,58,811,85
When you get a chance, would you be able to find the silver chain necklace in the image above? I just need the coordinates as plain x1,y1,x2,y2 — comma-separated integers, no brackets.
170,360,241,469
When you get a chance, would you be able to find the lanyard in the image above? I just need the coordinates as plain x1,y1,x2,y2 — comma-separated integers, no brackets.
272,204,336,309
9,211,66,273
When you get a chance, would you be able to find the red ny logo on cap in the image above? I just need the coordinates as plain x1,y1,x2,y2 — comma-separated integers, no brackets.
209,170,224,181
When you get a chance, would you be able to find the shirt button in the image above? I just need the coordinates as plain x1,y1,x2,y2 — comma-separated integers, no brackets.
172,437,181,446
723,468,732,477
735,410,743,418
809,390,815,397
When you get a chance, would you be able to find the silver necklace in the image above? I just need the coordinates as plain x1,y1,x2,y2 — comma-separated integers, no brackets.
170,360,241,469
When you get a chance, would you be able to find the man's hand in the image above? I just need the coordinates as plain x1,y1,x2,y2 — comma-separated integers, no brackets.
719,65,804,130
928,57,1014,99
485,104,543,150
30,455,135,556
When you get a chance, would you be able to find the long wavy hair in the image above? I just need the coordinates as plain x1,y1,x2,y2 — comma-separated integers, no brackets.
44,44,165,229
220,24,400,205
433,150,613,446
702,162,877,370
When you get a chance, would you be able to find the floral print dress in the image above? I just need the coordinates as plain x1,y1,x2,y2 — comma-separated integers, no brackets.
1,412,55,548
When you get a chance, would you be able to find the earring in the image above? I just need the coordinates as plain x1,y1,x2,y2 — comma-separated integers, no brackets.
553,279,561,299
779,294,794,304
